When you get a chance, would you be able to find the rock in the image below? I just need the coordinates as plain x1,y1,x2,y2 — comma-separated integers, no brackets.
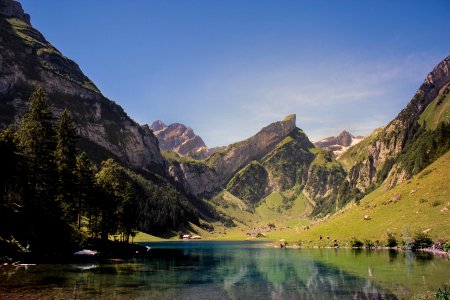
364,214,371,220
315,130,364,157
169,115,299,196
410,188,418,194
150,121,211,159
0,4,164,172
74,249,98,256
346,55,450,192
0,0,31,25
389,194,402,203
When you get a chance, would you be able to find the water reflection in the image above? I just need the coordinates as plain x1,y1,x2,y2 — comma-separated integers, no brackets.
0,242,449,299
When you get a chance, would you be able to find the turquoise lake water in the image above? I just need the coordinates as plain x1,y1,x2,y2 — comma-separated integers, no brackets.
0,241,449,299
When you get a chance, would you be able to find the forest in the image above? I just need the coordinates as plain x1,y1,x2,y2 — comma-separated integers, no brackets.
0,87,198,259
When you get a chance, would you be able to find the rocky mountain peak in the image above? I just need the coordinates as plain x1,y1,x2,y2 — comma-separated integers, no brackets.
0,0,30,25
149,120,208,158
337,130,353,147
150,120,166,132
315,130,363,157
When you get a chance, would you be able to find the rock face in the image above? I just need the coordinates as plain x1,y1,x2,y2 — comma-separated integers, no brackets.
315,131,364,157
150,121,209,158
168,115,298,196
0,0,164,172
168,114,345,207
342,55,450,193
0,0,29,25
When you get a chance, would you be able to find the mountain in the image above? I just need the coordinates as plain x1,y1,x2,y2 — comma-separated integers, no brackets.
339,56,450,193
315,131,364,157
150,120,212,159
0,0,163,172
0,0,203,237
166,114,345,211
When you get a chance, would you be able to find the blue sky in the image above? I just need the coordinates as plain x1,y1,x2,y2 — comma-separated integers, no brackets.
20,0,450,146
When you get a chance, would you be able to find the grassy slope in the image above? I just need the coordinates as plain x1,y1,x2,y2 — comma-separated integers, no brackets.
269,150,450,244
419,83,450,130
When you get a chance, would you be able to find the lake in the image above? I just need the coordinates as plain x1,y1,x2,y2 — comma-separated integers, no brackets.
0,241,449,299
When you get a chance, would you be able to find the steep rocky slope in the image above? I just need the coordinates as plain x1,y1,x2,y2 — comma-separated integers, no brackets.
167,115,298,196
150,120,211,159
0,0,164,171
315,131,363,157
167,114,346,216
339,55,450,193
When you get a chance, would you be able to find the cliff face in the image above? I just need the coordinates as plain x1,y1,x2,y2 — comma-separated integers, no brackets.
150,121,209,158
0,0,164,171
168,115,297,196
341,55,450,192
169,114,345,210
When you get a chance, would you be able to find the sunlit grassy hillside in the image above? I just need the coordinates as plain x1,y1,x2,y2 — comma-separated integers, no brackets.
269,150,450,244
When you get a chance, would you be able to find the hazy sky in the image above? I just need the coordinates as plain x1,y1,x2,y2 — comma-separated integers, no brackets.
20,0,450,146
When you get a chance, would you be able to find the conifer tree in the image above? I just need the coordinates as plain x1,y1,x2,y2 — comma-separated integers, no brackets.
18,87,58,209
0,126,22,204
17,87,72,255
55,109,78,224
75,152,95,230
119,182,138,242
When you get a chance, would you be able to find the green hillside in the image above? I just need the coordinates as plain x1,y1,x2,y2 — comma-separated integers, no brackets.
270,150,450,243
419,83,450,130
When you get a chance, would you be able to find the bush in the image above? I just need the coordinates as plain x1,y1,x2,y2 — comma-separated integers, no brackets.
435,285,450,300
350,237,363,248
443,242,450,252
431,200,442,207
386,233,398,247
364,239,375,248
412,232,433,251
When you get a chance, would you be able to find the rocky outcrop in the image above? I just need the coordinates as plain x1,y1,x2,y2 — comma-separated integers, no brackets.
168,115,297,196
0,0,164,171
207,114,297,187
315,131,363,157
150,121,209,158
0,0,30,25
345,55,450,192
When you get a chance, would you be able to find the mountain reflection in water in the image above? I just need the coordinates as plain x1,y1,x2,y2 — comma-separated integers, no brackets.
1,241,449,299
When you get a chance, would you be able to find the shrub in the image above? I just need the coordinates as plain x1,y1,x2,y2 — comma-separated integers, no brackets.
386,233,398,247
443,242,450,252
431,200,442,207
418,198,428,204
350,238,363,248
412,232,433,251
364,239,375,248
435,285,450,300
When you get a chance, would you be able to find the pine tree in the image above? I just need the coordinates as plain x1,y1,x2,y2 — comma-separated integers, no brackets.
55,109,78,224
75,152,95,230
0,126,22,204
18,87,58,208
119,182,138,243
17,87,70,255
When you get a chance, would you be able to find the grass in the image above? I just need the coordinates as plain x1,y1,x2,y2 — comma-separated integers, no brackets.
132,231,165,242
419,83,450,130
270,150,450,244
